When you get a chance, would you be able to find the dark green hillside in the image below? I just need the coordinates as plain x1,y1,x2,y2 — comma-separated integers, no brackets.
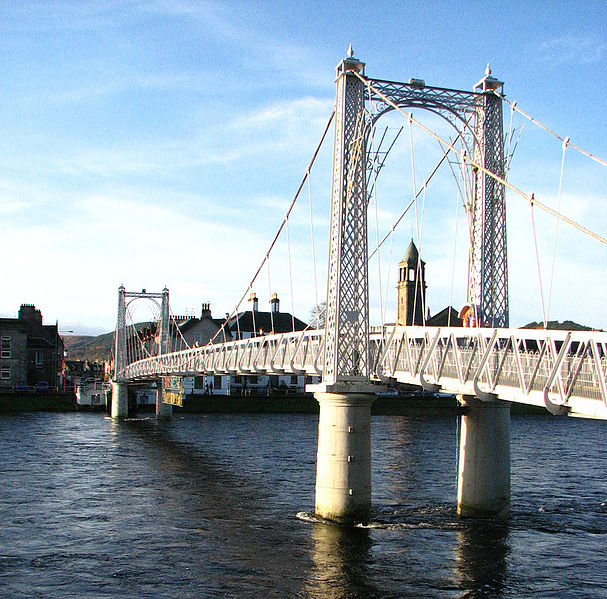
63,322,155,361
522,320,597,331
63,332,115,361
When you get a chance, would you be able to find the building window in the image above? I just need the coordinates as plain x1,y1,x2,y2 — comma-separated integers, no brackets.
0,366,10,380
35,351,43,366
1,337,10,359
214,375,222,389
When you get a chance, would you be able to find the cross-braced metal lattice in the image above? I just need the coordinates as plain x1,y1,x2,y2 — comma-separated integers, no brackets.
366,78,478,150
114,285,127,381
322,52,370,385
469,70,508,327
323,54,508,385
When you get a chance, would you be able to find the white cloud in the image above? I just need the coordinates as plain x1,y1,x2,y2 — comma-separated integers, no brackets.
540,34,607,65
0,196,30,215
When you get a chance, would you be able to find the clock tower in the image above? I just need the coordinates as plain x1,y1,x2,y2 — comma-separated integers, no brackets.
397,240,426,326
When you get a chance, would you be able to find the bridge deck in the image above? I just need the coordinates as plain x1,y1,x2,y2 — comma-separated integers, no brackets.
119,326,607,420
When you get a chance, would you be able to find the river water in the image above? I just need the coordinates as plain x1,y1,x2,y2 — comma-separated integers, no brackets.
1,410,607,598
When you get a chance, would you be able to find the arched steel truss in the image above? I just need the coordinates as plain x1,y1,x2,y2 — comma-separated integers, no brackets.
362,72,509,329
114,286,169,383
365,77,480,154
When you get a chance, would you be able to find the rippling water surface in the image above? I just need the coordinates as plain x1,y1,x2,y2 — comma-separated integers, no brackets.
1,411,607,598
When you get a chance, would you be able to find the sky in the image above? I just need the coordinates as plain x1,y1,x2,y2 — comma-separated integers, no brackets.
1,0,606,335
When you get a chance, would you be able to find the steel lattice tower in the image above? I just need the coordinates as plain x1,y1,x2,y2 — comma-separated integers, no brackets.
322,50,370,385
113,287,170,382
469,68,508,327
322,54,508,389
159,287,170,355
114,285,127,382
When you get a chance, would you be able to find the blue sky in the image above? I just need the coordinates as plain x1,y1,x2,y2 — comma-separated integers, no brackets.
1,0,606,334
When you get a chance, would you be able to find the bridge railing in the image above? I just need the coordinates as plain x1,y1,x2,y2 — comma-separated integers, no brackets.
372,326,607,418
119,329,325,382
118,325,607,418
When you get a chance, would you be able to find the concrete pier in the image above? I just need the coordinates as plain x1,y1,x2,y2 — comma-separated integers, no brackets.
314,392,374,524
111,382,128,419
457,395,511,518
156,384,172,420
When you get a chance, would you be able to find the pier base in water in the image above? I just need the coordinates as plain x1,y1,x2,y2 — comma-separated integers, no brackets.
457,395,511,518
111,382,128,419
156,385,172,420
314,391,374,524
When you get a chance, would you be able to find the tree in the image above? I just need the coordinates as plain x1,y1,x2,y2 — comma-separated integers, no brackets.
309,302,326,329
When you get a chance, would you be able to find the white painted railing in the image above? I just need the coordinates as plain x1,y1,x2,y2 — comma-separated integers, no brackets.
371,326,607,419
118,326,607,419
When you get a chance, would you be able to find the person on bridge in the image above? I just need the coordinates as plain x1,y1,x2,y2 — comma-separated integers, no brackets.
459,304,477,327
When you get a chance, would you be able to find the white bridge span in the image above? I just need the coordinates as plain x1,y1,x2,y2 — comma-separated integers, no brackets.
119,325,607,420
111,51,607,520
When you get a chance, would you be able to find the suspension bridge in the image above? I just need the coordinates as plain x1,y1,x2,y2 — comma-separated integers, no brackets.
109,48,607,523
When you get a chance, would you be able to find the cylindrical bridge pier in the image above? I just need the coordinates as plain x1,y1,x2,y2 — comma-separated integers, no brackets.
314,391,375,524
156,383,172,420
457,394,511,518
111,382,128,419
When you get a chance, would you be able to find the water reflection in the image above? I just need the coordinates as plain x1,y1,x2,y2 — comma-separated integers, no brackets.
453,520,510,598
307,522,379,599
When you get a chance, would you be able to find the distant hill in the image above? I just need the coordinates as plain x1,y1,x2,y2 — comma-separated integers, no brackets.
62,319,600,363
63,321,155,362
63,331,115,362
522,320,597,331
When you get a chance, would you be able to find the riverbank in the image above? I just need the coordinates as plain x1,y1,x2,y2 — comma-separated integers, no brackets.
179,393,546,415
178,392,460,415
0,392,78,413
0,390,547,415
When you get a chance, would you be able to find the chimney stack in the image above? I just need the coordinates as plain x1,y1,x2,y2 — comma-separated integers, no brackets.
249,292,259,312
270,293,280,313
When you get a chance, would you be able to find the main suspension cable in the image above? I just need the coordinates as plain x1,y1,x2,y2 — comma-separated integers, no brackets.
208,107,335,346
495,91,607,169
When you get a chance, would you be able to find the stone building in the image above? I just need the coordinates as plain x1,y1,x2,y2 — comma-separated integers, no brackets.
0,304,64,390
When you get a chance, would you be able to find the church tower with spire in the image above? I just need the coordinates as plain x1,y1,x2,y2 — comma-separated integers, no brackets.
397,239,427,326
